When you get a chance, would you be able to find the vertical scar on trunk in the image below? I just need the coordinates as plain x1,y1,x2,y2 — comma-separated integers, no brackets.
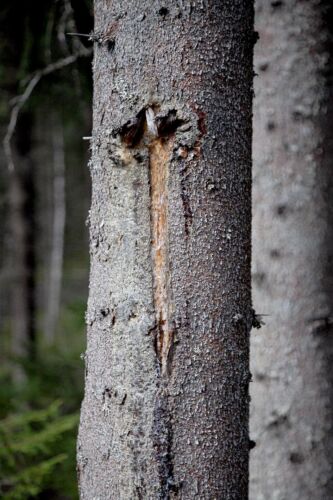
119,106,185,375
150,137,174,376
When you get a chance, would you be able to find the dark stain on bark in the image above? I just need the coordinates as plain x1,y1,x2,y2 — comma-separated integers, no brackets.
308,316,333,335
251,308,265,329
158,7,169,18
266,120,276,131
196,109,207,138
118,110,146,147
289,451,305,464
249,439,256,450
155,110,184,137
275,204,288,216
253,30,260,45
152,389,179,499
267,413,290,430
271,1,283,8
179,161,193,236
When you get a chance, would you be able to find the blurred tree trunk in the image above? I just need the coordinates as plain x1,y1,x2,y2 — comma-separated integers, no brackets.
9,112,36,373
44,115,66,343
251,1,333,499
78,1,254,498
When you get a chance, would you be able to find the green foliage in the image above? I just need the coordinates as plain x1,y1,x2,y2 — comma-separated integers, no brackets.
0,401,79,499
0,1,92,497
0,323,85,499
20,344,84,414
2,455,67,500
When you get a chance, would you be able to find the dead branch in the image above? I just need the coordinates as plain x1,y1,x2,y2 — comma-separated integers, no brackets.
3,47,92,172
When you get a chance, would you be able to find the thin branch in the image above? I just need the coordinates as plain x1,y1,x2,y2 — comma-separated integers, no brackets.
67,32,92,38
3,47,92,172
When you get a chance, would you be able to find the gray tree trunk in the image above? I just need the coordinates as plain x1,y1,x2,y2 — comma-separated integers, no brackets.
78,2,254,498
250,2,333,499
45,115,66,343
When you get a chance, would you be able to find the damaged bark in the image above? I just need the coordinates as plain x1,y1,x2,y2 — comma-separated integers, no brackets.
149,132,174,376
78,2,254,499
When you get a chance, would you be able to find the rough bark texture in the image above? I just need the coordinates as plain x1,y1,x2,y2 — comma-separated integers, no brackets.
78,2,254,498
250,2,333,499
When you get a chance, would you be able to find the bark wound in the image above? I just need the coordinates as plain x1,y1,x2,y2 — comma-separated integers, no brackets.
118,107,184,375
118,107,180,494
150,137,174,376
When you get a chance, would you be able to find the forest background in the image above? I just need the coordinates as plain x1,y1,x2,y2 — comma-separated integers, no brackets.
0,1,92,498
0,1,332,499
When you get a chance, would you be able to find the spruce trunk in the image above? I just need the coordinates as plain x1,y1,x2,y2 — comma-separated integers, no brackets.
78,2,254,498
250,1,333,498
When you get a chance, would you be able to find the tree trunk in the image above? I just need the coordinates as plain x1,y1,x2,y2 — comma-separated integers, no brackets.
250,2,333,499
78,2,254,498
9,112,36,374
44,115,66,343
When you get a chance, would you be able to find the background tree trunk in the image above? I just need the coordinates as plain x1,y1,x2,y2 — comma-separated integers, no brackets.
78,2,254,498
44,115,66,343
250,2,333,499
9,112,36,373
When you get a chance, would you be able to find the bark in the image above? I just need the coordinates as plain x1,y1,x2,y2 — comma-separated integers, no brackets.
45,115,66,343
250,2,333,499
78,2,254,499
